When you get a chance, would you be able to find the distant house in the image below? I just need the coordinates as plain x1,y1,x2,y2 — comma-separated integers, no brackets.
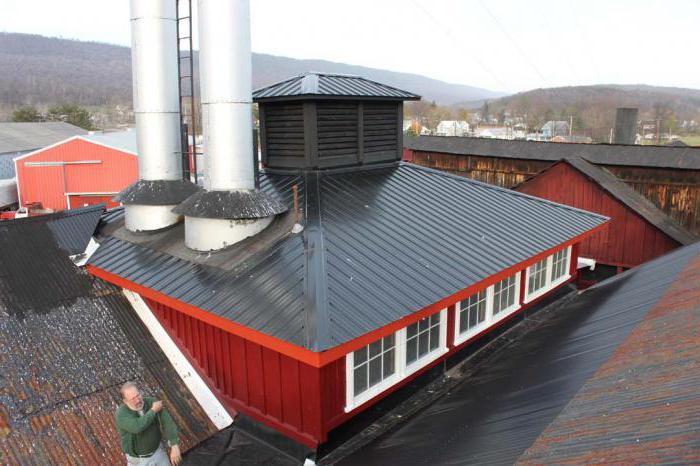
436,120,469,137
14,130,138,211
473,126,520,140
541,120,569,138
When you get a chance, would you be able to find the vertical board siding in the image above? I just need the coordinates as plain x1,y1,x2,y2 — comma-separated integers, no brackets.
516,163,680,267
16,138,137,211
144,298,324,446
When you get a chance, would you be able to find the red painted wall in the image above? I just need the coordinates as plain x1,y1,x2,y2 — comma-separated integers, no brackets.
15,138,137,211
516,163,680,268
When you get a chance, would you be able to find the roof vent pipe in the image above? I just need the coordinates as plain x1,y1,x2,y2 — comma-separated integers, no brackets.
174,0,286,251
117,0,198,232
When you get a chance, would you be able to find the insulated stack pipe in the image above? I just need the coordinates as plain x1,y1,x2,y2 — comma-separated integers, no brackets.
175,0,286,251
117,0,198,232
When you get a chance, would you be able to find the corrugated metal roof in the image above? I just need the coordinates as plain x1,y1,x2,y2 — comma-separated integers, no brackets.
253,72,421,102
90,163,607,351
338,241,700,465
0,210,217,464
519,157,699,245
1,204,103,256
83,129,138,154
405,135,700,170
0,122,87,154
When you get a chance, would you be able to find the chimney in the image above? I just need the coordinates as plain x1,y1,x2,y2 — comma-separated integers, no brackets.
117,0,198,232
174,0,286,251
614,108,638,145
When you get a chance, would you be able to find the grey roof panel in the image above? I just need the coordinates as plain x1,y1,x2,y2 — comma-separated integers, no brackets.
83,129,138,154
405,135,700,170
253,72,421,101
90,164,607,351
0,122,87,154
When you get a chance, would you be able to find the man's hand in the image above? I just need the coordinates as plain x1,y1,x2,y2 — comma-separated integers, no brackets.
150,400,163,413
169,445,182,465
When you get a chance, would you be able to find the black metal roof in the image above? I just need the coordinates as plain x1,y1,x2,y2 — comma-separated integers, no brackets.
90,163,606,352
519,157,698,245
0,208,217,463
338,240,700,465
253,72,421,102
0,204,103,256
405,135,700,170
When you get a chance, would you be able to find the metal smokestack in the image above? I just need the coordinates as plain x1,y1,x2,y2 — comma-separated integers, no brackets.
175,0,286,251
614,108,638,145
117,0,197,232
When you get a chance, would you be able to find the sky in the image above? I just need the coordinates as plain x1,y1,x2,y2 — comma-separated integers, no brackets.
2,0,699,94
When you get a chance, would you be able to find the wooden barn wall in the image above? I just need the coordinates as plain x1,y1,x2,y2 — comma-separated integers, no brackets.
516,163,680,267
404,148,700,236
144,299,326,447
603,165,700,236
406,150,550,188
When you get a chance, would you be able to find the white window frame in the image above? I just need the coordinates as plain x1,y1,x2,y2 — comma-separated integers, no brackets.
454,287,492,346
345,308,448,412
524,246,572,303
491,271,521,322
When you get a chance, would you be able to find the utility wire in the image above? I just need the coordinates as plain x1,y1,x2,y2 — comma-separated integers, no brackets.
568,0,601,83
537,5,580,84
477,0,550,87
409,0,510,92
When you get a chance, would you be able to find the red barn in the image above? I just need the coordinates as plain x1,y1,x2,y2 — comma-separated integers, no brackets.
14,131,138,211
515,157,697,269
88,75,610,450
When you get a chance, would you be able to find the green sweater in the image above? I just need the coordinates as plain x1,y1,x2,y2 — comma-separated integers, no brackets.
115,397,179,457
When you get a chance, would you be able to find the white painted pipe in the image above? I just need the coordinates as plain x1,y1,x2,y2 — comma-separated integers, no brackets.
125,204,182,232
184,216,273,251
198,0,255,191
130,0,182,181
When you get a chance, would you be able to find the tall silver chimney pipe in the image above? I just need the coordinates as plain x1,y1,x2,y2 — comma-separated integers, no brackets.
175,0,286,251
117,0,197,232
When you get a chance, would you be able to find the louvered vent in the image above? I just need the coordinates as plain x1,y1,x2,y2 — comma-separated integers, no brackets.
318,102,359,159
363,103,398,160
264,102,305,159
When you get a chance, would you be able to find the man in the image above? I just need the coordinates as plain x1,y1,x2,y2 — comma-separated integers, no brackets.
115,382,182,465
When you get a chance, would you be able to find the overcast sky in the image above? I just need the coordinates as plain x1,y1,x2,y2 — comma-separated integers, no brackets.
2,0,699,94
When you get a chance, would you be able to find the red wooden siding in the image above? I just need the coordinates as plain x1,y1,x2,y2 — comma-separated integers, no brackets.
145,298,325,448
516,163,680,268
15,138,137,211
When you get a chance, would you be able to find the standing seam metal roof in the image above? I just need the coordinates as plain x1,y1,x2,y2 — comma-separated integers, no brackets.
90,163,607,352
0,122,87,154
253,72,421,101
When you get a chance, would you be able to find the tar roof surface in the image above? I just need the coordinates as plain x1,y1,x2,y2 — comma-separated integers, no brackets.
253,72,421,102
405,135,700,170
0,208,217,464
518,157,698,245
337,241,700,466
0,122,87,154
90,163,606,352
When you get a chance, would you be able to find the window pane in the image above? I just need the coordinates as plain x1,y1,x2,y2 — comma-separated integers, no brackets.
383,349,395,378
429,326,439,350
468,306,477,328
406,339,417,364
418,331,429,356
369,340,382,358
383,334,395,348
407,322,418,339
418,317,429,332
354,347,367,367
431,313,440,326
354,365,367,396
477,301,486,322
369,356,382,387
459,309,468,333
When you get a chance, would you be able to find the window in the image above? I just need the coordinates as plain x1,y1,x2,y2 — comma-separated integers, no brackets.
493,274,518,315
527,258,548,295
352,334,396,397
524,247,572,303
405,313,441,366
551,249,568,282
458,290,487,334
346,309,447,412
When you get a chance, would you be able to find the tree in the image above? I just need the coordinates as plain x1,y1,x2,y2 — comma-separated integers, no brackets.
47,104,94,130
12,106,42,122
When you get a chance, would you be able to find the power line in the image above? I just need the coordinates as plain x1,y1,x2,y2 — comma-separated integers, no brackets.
537,5,580,84
409,0,510,92
568,0,601,83
477,0,550,87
